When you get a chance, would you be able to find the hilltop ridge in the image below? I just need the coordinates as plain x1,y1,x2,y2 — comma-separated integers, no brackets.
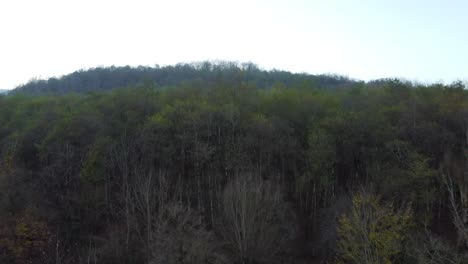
12,62,360,95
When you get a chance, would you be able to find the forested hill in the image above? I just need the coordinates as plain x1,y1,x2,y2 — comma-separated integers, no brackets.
12,62,360,94
3,63,468,263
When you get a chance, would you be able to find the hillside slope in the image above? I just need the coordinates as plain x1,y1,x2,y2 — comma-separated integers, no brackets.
1,77,468,263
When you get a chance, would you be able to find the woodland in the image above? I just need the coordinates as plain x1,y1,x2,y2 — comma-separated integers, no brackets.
1,62,468,263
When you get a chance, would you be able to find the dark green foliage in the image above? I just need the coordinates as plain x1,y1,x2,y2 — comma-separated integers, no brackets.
1,64,468,263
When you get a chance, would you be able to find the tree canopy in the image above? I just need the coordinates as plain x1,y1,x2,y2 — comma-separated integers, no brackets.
1,62,468,263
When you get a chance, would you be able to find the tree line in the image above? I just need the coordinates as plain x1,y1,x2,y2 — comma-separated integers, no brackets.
12,62,358,95
1,64,468,263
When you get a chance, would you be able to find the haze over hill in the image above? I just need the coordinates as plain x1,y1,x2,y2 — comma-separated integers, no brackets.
11,62,361,95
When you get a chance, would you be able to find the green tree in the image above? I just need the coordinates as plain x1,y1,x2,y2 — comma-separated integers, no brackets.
337,191,413,264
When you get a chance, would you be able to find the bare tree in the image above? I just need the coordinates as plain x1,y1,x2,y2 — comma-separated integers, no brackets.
132,167,169,260
444,174,468,249
218,173,295,264
440,124,468,250
408,231,468,264
149,202,224,264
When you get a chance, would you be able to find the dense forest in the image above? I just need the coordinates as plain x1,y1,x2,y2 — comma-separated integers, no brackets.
1,62,468,263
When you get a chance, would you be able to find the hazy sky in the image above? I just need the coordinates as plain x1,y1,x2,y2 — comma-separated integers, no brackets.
1,0,467,89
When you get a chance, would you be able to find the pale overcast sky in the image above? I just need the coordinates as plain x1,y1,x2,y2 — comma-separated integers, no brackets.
1,0,467,89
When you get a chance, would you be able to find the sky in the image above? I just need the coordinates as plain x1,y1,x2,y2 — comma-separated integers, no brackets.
1,0,467,89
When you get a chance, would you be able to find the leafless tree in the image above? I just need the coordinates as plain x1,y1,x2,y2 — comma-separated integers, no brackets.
444,174,468,249
218,173,295,264
132,167,169,260
149,202,225,264
408,231,468,264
